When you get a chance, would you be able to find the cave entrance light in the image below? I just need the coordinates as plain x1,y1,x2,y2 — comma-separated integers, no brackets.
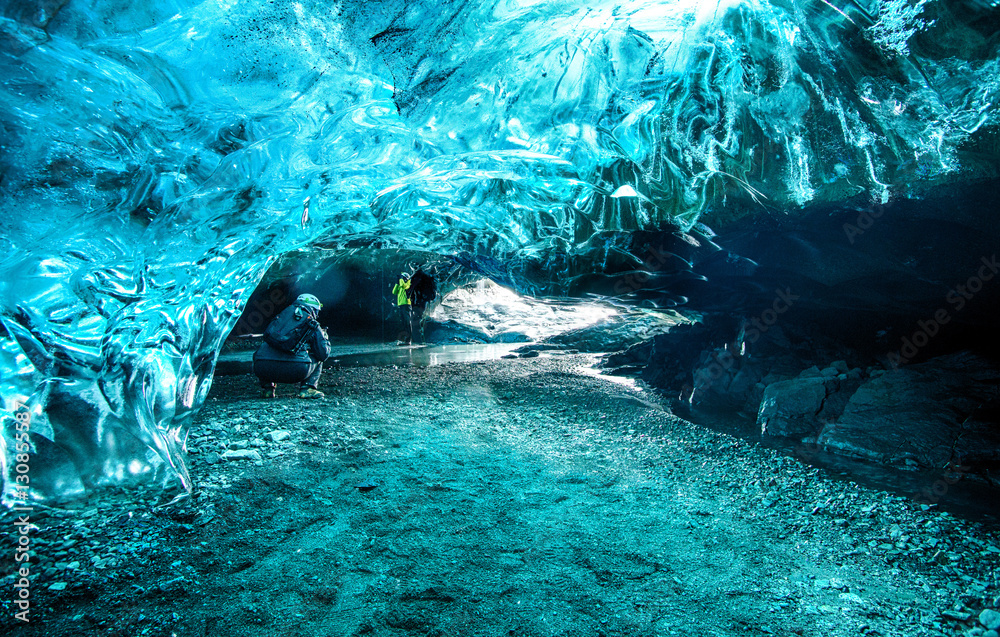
429,279,618,344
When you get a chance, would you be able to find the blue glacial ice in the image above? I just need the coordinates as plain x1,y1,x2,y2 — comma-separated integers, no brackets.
1,0,998,500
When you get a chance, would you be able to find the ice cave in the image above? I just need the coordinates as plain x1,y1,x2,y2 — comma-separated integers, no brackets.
1,0,1000,635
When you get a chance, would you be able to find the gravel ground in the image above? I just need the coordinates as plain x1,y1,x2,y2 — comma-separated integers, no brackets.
2,352,999,636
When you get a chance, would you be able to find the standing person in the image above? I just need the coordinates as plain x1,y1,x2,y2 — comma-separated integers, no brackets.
253,294,331,399
407,268,437,344
391,273,412,344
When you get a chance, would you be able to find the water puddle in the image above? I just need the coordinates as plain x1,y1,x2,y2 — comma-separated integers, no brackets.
217,340,528,374
330,342,526,367
578,356,642,390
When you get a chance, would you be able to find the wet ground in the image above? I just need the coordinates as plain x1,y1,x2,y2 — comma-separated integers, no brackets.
215,340,526,375
675,406,1000,523
2,350,1000,636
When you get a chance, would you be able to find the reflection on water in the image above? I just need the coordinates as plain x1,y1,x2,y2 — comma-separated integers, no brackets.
330,343,526,368
578,357,642,390
217,340,528,373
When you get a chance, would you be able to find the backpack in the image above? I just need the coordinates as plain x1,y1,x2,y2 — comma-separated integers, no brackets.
263,305,314,353
409,270,437,305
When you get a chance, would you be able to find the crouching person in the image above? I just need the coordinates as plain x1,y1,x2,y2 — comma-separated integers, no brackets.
254,294,331,399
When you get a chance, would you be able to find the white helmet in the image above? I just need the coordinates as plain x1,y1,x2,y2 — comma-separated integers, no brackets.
296,294,322,310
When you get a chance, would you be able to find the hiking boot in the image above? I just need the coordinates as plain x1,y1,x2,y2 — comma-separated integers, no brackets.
298,387,324,399
260,387,276,399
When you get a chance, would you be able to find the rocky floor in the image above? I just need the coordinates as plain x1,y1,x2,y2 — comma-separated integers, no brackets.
2,352,1000,636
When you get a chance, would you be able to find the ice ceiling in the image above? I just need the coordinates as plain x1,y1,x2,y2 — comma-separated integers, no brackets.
1,0,998,500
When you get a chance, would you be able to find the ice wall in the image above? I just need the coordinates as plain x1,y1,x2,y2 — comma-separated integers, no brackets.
1,0,998,500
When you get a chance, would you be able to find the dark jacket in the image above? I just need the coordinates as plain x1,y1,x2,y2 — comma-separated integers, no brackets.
407,269,437,308
262,303,331,362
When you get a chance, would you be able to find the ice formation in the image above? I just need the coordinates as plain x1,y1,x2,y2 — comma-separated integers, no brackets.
1,0,998,500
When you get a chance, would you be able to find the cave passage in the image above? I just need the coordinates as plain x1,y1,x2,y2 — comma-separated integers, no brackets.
2,0,1000,633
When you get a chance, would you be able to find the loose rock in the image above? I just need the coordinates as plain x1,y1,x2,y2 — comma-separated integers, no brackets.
222,449,263,462
981,609,1000,630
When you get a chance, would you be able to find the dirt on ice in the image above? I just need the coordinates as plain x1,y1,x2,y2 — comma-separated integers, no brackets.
2,351,999,637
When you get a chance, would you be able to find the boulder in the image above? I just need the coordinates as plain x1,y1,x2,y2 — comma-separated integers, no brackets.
422,319,491,343
547,312,680,353
222,449,263,462
817,352,1000,468
757,367,864,439
980,609,1000,631
757,376,829,438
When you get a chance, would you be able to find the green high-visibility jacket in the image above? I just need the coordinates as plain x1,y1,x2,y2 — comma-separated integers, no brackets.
392,278,411,306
